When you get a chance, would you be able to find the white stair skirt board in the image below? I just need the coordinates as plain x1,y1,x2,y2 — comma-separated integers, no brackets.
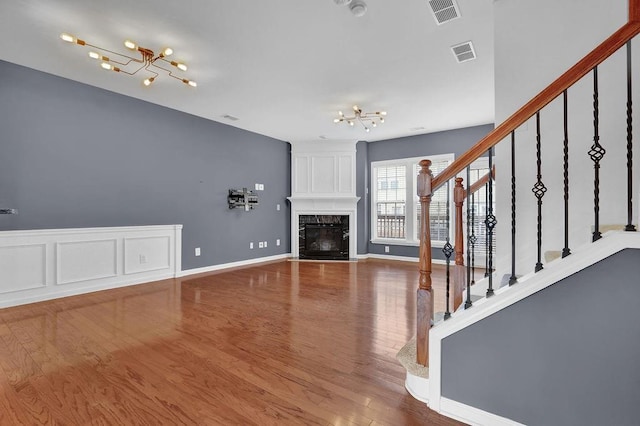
0,225,182,308
405,372,430,404
396,337,430,404
425,231,640,424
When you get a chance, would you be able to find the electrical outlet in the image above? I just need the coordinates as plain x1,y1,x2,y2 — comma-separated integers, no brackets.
139,254,147,264
258,242,264,248
276,204,280,211
264,241,268,248
384,246,390,253
255,183,260,190
259,184,264,190
250,242,254,249
276,239,280,246
195,247,201,256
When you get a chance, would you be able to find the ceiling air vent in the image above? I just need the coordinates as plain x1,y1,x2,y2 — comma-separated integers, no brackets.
428,0,460,25
221,114,239,121
451,41,476,63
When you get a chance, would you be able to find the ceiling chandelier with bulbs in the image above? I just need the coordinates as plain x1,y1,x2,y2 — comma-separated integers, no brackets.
334,105,386,132
59,33,196,88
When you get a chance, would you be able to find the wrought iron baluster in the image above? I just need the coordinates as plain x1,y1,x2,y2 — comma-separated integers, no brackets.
470,190,477,286
485,147,496,297
532,111,547,272
465,166,473,309
589,66,606,242
484,180,489,278
626,41,636,232
442,181,453,320
562,90,571,258
509,131,518,285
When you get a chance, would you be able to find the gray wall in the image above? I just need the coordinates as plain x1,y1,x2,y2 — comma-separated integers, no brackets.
441,248,640,426
356,141,369,255
358,124,493,259
0,60,291,271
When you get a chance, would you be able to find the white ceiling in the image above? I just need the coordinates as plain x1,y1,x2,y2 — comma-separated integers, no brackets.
0,0,495,143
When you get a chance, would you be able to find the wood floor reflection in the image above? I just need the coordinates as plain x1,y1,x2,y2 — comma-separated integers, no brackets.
0,259,465,425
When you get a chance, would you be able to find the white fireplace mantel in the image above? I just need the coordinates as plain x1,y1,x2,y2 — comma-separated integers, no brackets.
288,140,360,259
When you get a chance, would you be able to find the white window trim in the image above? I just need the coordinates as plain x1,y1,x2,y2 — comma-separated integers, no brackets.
370,153,455,247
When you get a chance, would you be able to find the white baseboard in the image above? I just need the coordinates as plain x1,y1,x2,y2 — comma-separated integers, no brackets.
362,253,447,264
179,253,292,277
0,271,175,309
439,398,525,426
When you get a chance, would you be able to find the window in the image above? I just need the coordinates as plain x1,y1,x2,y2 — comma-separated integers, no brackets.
371,154,454,246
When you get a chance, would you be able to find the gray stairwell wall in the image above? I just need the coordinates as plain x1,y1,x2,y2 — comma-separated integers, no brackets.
0,60,291,271
441,248,640,426
357,124,493,260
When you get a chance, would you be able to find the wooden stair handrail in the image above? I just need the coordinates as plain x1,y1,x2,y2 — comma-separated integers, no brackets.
432,20,640,192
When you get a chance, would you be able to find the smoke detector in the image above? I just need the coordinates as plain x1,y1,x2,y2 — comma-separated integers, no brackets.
350,1,367,17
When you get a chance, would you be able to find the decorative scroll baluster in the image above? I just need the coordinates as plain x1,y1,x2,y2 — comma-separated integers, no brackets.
589,66,606,242
532,111,547,272
453,177,465,312
416,160,433,366
509,131,518,285
442,180,454,320
485,147,496,297
562,90,571,258
465,166,473,309
626,41,636,232
484,180,489,278
470,190,477,286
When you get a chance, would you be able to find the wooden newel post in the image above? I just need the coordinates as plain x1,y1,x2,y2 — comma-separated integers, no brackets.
452,177,465,311
416,159,433,367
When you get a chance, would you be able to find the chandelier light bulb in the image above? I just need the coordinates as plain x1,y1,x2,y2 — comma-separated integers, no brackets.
162,47,173,56
365,127,370,132
348,121,354,126
333,118,341,123
188,80,197,87
100,62,113,70
338,111,344,117
353,105,359,112
171,61,188,71
88,51,100,59
372,122,377,128
124,40,137,50
143,77,155,86
60,33,75,43
380,117,385,123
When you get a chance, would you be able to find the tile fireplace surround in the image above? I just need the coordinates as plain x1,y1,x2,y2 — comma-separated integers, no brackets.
288,140,360,260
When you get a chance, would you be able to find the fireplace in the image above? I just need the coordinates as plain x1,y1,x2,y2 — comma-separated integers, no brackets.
299,215,349,260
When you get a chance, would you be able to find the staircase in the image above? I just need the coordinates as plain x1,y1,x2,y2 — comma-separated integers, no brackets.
399,1,640,425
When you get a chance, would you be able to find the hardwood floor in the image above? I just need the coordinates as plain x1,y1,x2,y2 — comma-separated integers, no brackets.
0,259,465,425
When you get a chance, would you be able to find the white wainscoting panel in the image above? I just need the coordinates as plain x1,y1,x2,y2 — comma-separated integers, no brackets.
124,236,171,275
0,225,182,308
294,156,310,194
0,244,46,293
311,156,336,193
338,155,354,194
57,239,117,285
